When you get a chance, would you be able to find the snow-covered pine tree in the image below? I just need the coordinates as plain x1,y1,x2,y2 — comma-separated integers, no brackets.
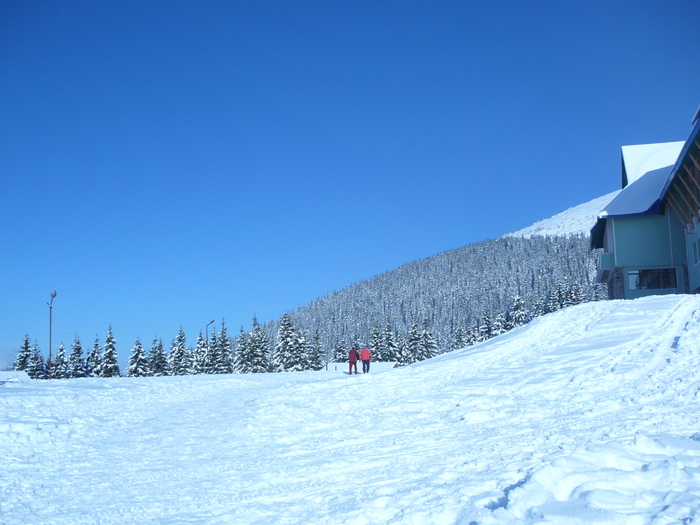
384,321,399,362
394,331,407,365
402,321,423,365
333,339,348,363
217,320,233,374
53,343,69,379
100,326,120,378
14,335,32,372
492,313,507,337
169,327,189,376
546,285,563,313
420,321,439,360
233,326,249,373
86,336,102,377
531,295,547,319
127,337,149,377
451,326,467,351
508,294,529,328
192,331,208,375
307,329,324,371
206,330,219,374
369,325,385,362
478,312,493,342
27,342,46,379
149,338,168,376
68,336,86,378
274,313,306,372
237,317,272,373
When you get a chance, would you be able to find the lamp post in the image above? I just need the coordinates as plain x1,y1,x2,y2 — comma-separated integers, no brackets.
48,290,57,379
205,320,215,344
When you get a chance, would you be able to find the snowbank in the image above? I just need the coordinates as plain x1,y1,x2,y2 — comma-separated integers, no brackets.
0,370,30,384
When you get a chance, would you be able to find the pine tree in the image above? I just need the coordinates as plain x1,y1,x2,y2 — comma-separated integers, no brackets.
127,337,149,377
27,342,46,379
333,339,348,363
100,325,120,378
420,321,439,360
233,326,249,373
86,336,102,377
168,326,189,376
384,321,399,362
451,326,467,351
14,335,32,372
149,338,169,376
478,312,493,342
492,313,507,337
217,320,233,374
402,321,423,365
274,313,306,372
508,294,529,328
466,324,479,346
236,317,272,373
192,331,208,375
369,325,385,362
395,331,407,365
68,336,86,378
53,343,69,379
307,329,324,371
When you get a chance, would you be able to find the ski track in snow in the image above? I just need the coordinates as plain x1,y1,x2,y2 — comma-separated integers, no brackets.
2,295,700,524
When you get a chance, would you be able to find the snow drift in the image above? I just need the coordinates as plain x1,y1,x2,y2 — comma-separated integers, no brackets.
2,294,700,524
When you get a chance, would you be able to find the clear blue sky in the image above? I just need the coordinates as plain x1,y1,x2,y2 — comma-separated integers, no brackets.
2,1,699,369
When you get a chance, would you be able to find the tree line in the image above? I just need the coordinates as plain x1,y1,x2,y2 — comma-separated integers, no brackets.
13,275,592,380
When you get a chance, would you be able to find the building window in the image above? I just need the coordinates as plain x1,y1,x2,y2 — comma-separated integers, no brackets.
695,241,699,266
628,268,677,290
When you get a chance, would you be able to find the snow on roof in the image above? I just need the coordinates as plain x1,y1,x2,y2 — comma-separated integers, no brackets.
599,164,673,219
621,141,684,188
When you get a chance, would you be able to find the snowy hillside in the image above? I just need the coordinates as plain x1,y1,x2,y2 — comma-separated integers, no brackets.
3,294,700,524
506,190,619,238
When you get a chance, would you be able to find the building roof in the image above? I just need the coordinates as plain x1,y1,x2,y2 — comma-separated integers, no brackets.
600,165,674,219
590,165,674,249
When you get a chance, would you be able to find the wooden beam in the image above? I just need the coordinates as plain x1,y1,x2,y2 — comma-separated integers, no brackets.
690,150,700,173
665,194,686,225
666,187,691,224
676,170,700,211
672,180,695,214
684,162,700,191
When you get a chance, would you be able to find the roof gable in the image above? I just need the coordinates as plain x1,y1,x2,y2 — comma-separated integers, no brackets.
621,141,684,188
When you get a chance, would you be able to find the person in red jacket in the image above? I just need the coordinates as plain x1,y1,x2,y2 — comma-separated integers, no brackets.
348,347,359,375
360,348,372,373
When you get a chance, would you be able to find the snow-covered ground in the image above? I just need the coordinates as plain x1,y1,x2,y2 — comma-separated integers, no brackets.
506,190,620,238
3,294,700,524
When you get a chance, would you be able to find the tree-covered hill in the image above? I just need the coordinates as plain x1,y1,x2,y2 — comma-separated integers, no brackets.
275,233,605,356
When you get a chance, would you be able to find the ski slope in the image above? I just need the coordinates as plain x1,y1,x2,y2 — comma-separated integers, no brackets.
2,294,700,524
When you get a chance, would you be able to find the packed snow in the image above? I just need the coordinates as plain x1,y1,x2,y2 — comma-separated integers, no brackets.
2,294,700,524
506,191,619,238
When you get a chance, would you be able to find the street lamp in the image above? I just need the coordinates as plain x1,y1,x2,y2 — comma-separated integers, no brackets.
48,290,57,379
205,320,215,343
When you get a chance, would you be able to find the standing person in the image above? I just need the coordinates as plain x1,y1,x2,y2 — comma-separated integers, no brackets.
348,347,359,375
360,347,372,373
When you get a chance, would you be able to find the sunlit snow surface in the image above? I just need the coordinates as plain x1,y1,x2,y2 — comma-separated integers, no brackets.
3,295,700,524
506,191,620,238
